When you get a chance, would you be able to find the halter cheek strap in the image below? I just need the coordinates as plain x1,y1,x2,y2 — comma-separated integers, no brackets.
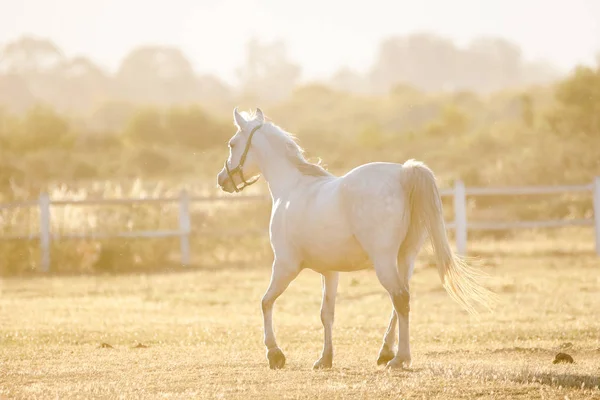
224,123,263,192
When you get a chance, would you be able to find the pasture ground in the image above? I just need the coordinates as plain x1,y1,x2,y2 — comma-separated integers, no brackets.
1,230,600,399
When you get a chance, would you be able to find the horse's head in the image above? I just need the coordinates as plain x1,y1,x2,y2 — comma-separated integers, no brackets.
217,107,265,193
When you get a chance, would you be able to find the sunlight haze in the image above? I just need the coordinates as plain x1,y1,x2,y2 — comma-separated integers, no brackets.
2,0,600,398
1,0,599,84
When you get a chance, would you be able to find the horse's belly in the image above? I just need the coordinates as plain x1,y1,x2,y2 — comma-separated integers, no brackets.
284,179,372,272
301,234,372,273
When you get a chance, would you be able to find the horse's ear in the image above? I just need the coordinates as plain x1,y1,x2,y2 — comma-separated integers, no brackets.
233,107,246,129
255,108,265,123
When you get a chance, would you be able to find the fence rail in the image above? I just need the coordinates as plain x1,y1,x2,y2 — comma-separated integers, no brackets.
1,177,599,272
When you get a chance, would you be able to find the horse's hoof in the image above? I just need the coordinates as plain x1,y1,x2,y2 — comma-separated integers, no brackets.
267,347,286,369
386,355,411,370
312,355,333,370
376,348,395,366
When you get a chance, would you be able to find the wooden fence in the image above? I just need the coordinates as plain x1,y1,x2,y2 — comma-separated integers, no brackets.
1,177,599,272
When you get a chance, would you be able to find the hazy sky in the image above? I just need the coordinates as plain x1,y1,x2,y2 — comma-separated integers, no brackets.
1,0,599,84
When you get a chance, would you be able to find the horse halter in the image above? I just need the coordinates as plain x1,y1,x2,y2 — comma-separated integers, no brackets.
224,123,263,192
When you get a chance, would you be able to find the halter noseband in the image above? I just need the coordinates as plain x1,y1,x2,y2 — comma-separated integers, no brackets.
224,123,263,192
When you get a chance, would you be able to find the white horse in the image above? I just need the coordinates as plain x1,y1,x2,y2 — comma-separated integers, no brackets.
216,108,495,370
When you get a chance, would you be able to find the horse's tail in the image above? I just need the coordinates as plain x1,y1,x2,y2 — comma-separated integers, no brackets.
401,159,496,316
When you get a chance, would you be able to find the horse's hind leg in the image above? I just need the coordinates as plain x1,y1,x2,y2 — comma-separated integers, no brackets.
377,310,397,365
387,225,424,369
389,252,417,369
313,271,339,369
371,250,412,369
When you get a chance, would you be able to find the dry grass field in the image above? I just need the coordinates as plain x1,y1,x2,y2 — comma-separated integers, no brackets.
1,230,600,399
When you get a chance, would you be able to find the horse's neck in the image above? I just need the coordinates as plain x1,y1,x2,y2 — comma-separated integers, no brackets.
258,152,303,200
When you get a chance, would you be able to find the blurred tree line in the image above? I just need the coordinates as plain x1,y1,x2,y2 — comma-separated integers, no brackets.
0,33,561,116
0,34,598,201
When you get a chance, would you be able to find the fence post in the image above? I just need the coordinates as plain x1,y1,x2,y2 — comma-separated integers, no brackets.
454,180,467,256
594,177,600,256
178,189,191,266
39,192,51,272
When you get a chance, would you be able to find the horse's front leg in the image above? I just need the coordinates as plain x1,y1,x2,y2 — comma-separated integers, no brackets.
261,259,300,369
313,271,339,369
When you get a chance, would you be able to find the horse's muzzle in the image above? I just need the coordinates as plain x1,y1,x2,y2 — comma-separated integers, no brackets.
223,161,259,193
217,169,234,193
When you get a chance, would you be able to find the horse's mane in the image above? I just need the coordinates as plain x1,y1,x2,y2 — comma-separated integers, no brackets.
260,121,333,178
